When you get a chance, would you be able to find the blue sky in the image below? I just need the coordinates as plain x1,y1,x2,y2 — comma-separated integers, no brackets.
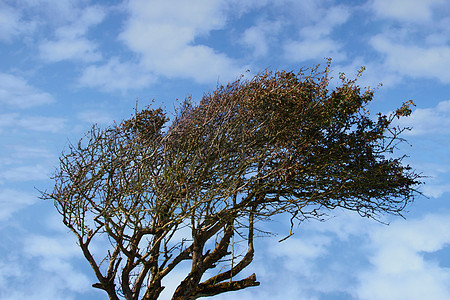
1,0,450,299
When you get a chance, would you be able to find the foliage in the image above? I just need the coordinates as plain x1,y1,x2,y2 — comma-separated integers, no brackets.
41,62,421,300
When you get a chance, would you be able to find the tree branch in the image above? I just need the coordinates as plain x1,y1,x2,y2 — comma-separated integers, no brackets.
191,273,260,299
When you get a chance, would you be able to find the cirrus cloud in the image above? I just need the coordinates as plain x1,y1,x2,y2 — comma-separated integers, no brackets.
0,189,36,221
371,0,445,22
371,35,450,84
0,73,54,108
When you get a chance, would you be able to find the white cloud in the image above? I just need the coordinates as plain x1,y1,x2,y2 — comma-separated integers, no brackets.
284,38,346,62
0,233,92,300
330,58,400,89
24,234,82,260
407,161,450,198
77,110,114,125
299,5,350,39
210,214,368,300
371,0,445,22
22,0,81,24
39,38,101,63
210,212,450,299
0,4,21,41
0,73,54,108
119,0,247,83
421,183,450,199
0,164,51,182
125,0,227,37
159,265,193,300
7,145,55,161
357,214,450,300
0,114,18,132
0,189,36,221
17,116,66,132
39,5,105,63
241,20,282,58
395,99,450,136
387,100,450,199
0,260,22,292
0,113,66,133
225,0,272,16
370,35,450,83
0,3,35,42
283,5,350,62
78,58,155,92
268,235,331,274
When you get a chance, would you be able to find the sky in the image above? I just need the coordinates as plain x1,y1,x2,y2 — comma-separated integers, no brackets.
1,0,450,299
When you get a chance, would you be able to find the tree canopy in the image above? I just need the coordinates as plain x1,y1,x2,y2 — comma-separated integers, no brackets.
41,63,421,300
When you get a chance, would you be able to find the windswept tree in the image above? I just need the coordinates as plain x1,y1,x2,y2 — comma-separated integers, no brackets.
42,63,421,300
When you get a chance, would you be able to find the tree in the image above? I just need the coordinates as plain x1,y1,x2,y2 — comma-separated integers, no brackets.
41,62,421,300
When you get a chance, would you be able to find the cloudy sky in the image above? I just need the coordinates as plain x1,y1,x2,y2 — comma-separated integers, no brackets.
1,0,450,299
